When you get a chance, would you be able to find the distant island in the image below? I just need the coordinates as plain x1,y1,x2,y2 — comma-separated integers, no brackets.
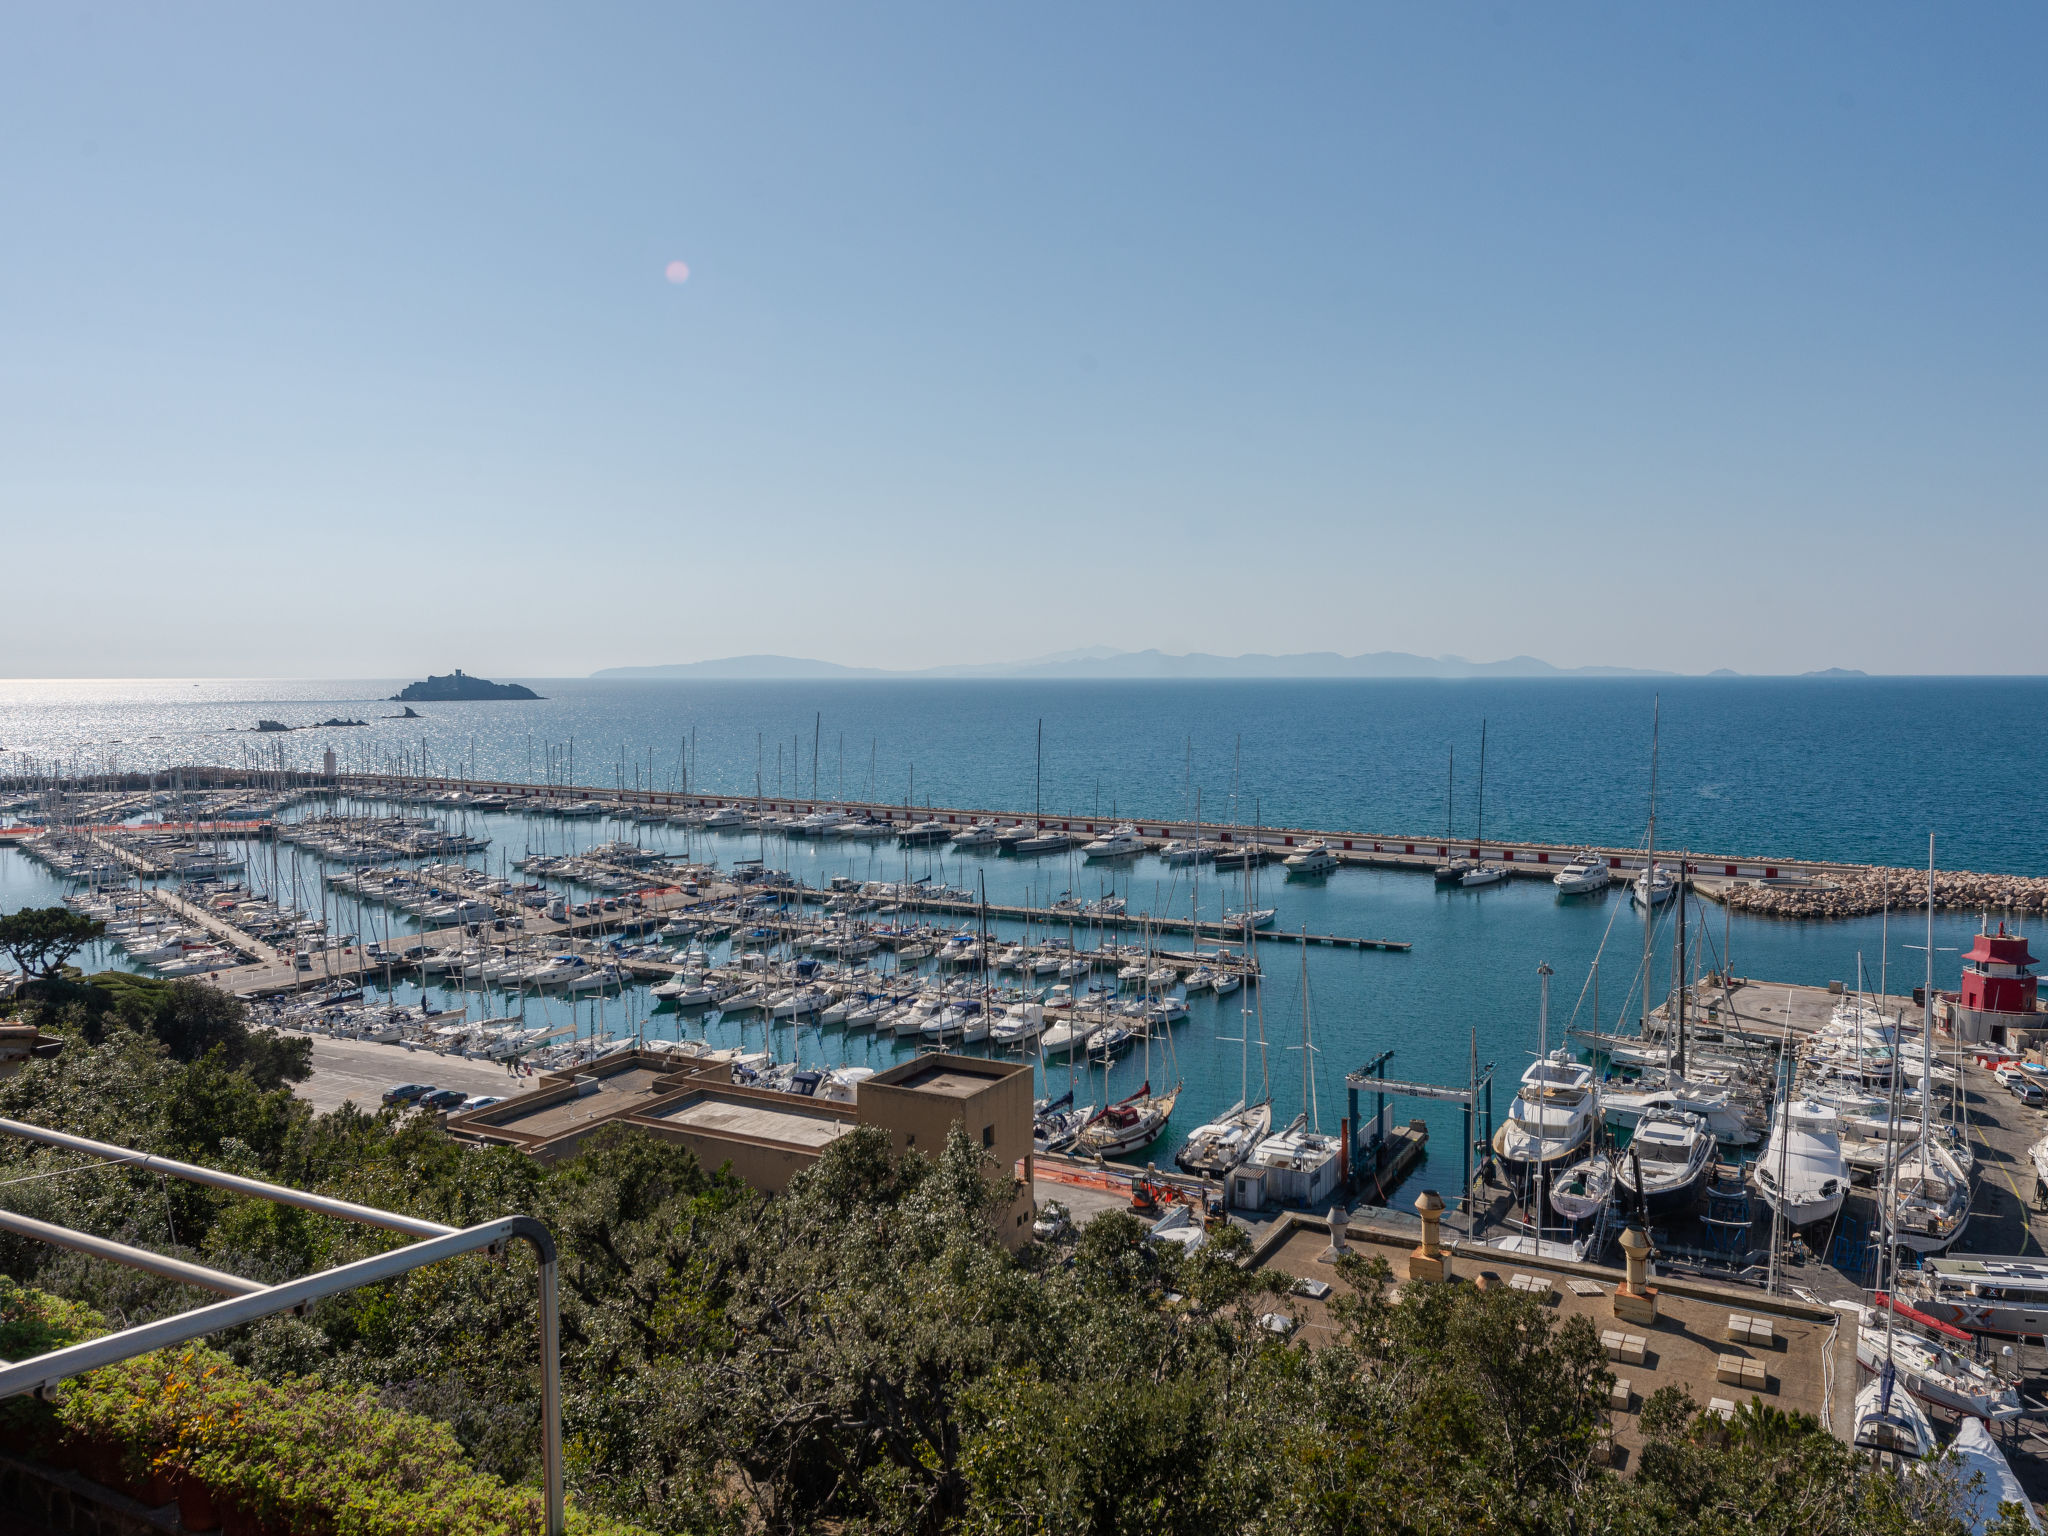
390,670,542,702
592,648,1678,681
253,718,367,732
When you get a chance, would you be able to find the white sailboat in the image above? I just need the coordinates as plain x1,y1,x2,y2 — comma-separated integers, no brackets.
1458,721,1506,887
1878,835,1971,1256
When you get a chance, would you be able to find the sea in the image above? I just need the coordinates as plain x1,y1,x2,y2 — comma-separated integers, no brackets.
4,675,2044,1210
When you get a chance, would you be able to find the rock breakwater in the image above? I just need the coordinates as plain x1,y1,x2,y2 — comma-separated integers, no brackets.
1706,866,2048,920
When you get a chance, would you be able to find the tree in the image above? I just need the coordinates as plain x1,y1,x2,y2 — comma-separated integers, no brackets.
0,906,105,981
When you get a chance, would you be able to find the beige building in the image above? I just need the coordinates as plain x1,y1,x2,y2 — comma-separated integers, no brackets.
446,1049,1037,1245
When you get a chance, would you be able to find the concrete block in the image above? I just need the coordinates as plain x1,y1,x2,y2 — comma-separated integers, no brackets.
1716,1354,1746,1385
1609,1378,1633,1411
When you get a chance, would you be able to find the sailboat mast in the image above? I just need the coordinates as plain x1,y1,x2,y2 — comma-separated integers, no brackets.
1921,833,1935,1167
1640,697,1659,1036
1674,849,1687,1078
1476,720,1486,850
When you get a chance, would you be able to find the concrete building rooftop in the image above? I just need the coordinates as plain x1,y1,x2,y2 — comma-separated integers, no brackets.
890,1066,998,1097
648,1093,855,1149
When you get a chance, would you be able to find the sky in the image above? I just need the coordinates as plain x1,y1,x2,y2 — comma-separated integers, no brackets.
3,5,2044,678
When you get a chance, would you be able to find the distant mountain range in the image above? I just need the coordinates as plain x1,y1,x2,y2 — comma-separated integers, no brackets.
592,649,1714,681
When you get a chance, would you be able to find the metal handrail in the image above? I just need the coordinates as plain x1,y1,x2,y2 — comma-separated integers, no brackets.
0,1208,265,1297
0,1117,455,1239
0,1121,562,1536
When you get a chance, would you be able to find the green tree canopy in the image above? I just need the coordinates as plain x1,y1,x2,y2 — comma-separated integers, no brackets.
0,905,105,980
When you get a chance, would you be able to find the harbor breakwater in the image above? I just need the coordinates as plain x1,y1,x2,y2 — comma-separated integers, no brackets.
1710,864,2048,920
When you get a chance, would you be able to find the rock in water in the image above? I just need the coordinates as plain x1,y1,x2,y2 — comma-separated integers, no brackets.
390,670,542,703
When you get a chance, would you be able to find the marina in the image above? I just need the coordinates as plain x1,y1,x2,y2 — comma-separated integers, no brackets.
9,747,2048,1496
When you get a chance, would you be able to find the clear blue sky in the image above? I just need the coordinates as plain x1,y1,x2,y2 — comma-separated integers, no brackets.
4,5,2043,677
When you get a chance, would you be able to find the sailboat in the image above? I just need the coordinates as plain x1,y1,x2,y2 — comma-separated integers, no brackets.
1077,925,1182,1158
1459,721,1505,887
1176,907,1272,1177
1878,835,1971,1255
1631,702,1674,906
1432,743,1473,884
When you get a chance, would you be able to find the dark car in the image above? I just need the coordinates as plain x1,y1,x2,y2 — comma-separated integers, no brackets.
418,1088,469,1111
381,1083,433,1105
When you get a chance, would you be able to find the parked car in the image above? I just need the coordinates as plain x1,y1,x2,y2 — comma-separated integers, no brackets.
381,1083,433,1106
2011,1079,2047,1108
460,1094,506,1112
418,1088,469,1111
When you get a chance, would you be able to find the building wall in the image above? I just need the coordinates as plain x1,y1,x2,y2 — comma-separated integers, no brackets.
860,1055,1037,1246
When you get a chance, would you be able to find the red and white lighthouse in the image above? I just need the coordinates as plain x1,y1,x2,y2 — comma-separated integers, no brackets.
1947,923,2040,1045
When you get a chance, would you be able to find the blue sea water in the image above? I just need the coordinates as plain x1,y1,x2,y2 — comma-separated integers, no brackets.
3,675,2043,1210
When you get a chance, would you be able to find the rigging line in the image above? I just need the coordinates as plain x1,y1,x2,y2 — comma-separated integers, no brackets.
0,1155,126,1188
1561,872,1633,1031
1561,817,1659,1032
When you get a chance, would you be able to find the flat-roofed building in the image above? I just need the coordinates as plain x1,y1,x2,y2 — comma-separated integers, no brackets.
861,1055,1036,1241
446,1050,1035,1243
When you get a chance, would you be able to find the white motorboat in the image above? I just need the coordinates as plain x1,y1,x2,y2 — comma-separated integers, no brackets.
1491,1050,1599,1174
1080,823,1145,860
1602,1082,1760,1145
1039,1013,1100,1058
1854,1309,2023,1421
1614,1109,1713,1216
1546,1153,1616,1222
987,1002,1044,1045
950,820,1001,847
791,808,847,836
1552,853,1611,896
1630,868,1676,906
1283,841,1338,876
1158,839,1214,865
1750,1098,1848,1226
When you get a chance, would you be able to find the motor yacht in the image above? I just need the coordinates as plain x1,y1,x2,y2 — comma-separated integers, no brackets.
1614,1109,1714,1215
1081,823,1145,860
1630,868,1676,906
1552,853,1611,896
1750,1098,1848,1226
950,820,1001,847
1283,841,1338,876
1490,1050,1599,1176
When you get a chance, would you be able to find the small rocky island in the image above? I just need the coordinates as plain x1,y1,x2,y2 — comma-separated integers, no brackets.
390,670,542,703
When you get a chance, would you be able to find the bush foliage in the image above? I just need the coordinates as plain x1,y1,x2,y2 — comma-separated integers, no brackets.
0,976,2014,1534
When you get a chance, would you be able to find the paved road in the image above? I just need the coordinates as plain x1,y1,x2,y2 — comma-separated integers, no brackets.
289,1034,545,1115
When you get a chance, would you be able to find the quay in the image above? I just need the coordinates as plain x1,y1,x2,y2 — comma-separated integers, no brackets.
321,770,1867,888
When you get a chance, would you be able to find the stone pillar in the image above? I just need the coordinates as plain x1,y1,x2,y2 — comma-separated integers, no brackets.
1613,1225,1658,1324
1320,1205,1350,1264
1408,1189,1451,1282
